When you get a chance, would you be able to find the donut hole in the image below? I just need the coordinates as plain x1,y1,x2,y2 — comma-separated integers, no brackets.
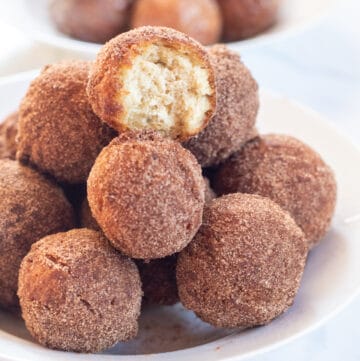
120,44,213,139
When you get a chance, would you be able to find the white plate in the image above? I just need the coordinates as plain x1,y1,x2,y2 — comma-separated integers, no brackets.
0,0,339,56
0,71,360,361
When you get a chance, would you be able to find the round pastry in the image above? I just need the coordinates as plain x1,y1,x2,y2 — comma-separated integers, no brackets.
87,26,216,141
137,254,179,305
218,0,281,41
0,111,18,160
49,0,134,43
80,197,101,232
87,131,205,259
18,229,142,353
131,0,222,45
17,61,116,184
177,193,307,328
213,135,337,247
0,159,75,310
183,44,259,167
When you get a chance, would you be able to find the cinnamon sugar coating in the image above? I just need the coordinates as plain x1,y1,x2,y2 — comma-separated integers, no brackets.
87,26,216,141
18,229,142,353
82,175,212,232
0,111,18,160
183,45,259,167
213,135,337,247
87,132,205,259
81,191,179,306
131,0,222,45
49,0,134,43
218,0,281,41
17,61,116,184
177,193,307,328
137,254,179,306
0,159,75,310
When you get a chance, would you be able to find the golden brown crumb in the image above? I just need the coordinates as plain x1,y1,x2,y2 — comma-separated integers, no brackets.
18,229,142,353
177,193,307,328
87,26,216,141
87,131,205,259
17,61,116,184
0,159,75,310
183,45,259,167
213,134,337,247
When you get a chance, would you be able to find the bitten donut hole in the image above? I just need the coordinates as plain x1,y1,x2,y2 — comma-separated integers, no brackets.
121,44,213,139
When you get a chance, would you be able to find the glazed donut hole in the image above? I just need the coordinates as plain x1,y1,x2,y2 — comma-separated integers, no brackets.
121,44,213,138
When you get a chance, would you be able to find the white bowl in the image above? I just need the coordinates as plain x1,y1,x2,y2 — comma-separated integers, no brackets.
0,71,360,361
0,0,339,56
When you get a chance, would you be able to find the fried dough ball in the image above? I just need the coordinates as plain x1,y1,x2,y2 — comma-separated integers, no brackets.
49,0,134,43
131,0,222,45
213,135,337,247
183,45,259,167
87,26,216,141
0,111,18,160
80,180,206,233
177,193,307,328
17,61,116,184
80,197,101,232
18,229,142,353
87,132,205,259
137,254,179,305
0,160,75,310
218,0,281,41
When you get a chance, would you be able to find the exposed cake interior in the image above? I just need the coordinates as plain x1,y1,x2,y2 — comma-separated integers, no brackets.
119,43,213,139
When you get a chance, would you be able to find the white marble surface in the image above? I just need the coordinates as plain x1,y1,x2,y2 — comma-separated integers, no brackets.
0,0,359,360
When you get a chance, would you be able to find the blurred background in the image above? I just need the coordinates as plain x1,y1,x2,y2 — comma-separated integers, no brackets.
0,0,359,359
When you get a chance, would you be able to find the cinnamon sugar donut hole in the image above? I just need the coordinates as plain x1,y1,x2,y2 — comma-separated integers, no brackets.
81,192,179,305
137,254,179,306
213,135,337,247
177,193,307,328
82,175,212,233
49,0,134,43
18,229,142,353
17,61,116,184
218,0,281,41
87,26,216,141
0,159,75,310
87,132,205,259
0,111,18,160
131,0,222,45
183,45,259,167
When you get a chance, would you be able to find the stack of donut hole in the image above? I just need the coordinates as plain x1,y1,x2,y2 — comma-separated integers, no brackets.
0,26,337,354
49,0,282,45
